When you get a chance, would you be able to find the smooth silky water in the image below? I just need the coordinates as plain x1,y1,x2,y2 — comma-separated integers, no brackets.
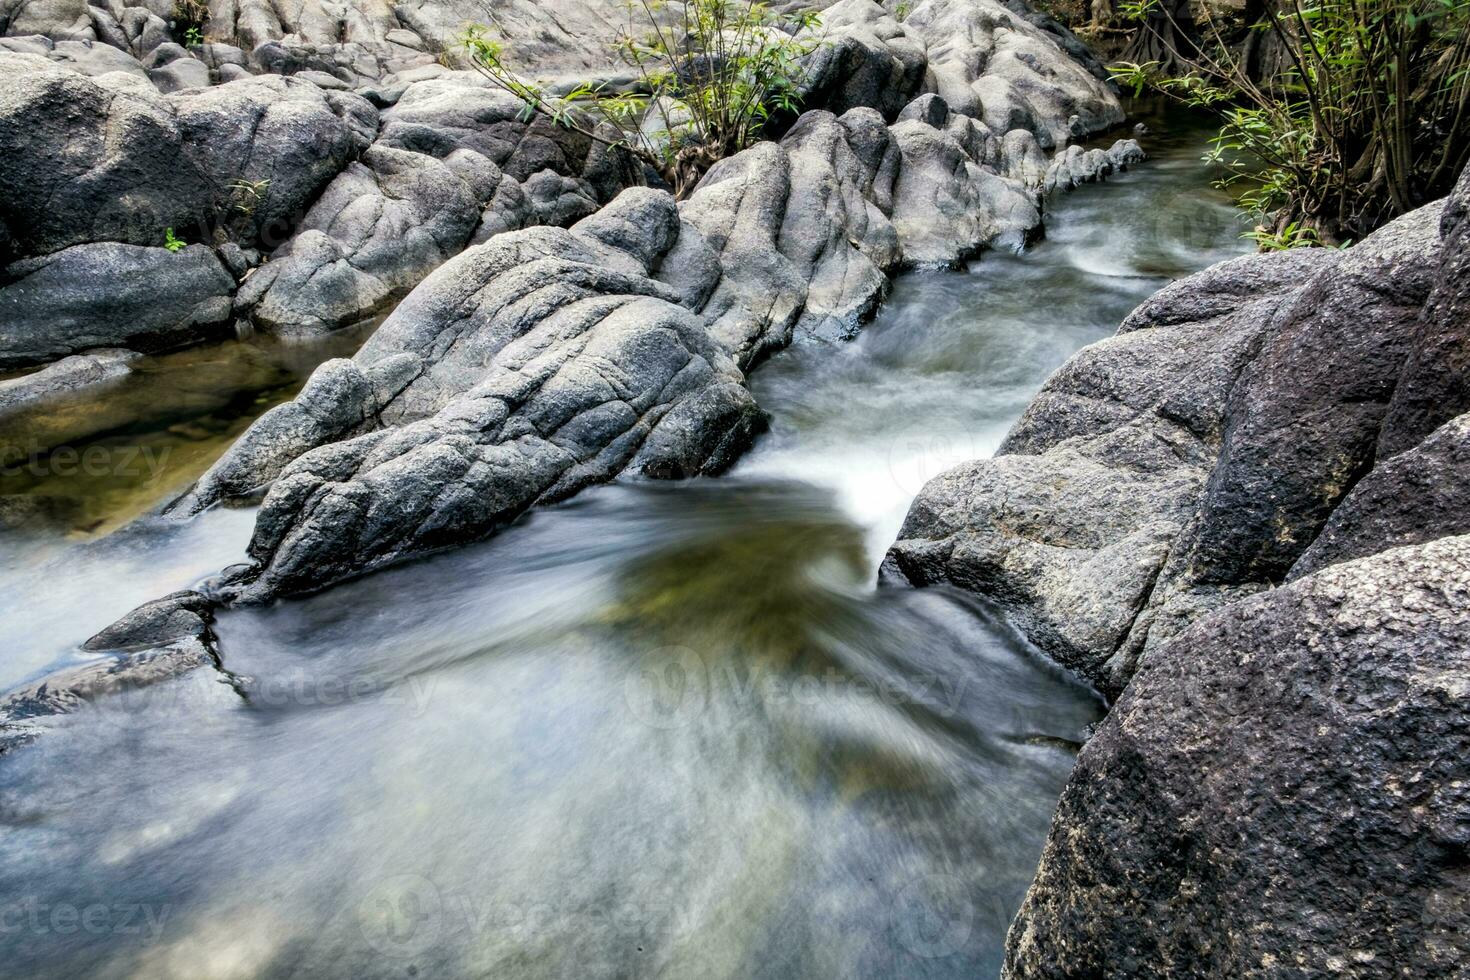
0,107,1248,979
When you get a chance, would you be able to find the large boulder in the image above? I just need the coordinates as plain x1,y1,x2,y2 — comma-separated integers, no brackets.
0,57,375,261
1377,161,1470,458
883,248,1339,693
0,242,233,368
1003,534,1470,979
1290,412,1470,579
887,183,1455,696
210,189,763,600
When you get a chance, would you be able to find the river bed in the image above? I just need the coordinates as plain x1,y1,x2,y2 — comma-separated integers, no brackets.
0,107,1248,980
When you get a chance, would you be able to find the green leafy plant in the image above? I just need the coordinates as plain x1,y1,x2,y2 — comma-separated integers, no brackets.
461,0,825,197
163,229,186,253
229,178,271,216
171,0,209,46
1112,0,1470,247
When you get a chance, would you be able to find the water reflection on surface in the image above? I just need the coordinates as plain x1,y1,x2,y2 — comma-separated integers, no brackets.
0,105,1246,979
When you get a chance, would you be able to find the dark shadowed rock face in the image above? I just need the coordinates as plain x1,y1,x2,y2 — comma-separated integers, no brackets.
1378,161,1470,459
1003,534,1470,980
882,248,1341,693
0,55,376,260
1290,412,1470,579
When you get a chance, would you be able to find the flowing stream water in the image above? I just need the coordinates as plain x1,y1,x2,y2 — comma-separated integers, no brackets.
0,107,1248,980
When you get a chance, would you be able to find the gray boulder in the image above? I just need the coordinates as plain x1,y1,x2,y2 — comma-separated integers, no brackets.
1377,160,1470,458
235,145,503,334
0,242,233,369
1004,534,1470,979
171,75,377,248
0,57,376,259
213,189,763,600
0,52,213,258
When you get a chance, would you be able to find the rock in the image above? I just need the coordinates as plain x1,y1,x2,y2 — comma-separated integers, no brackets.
147,52,210,91
169,353,422,515
1290,412,1470,579
798,0,927,119
883,249,1338,692
1173,202,1442,590
1377,161,1470,458
0,590,225,751
0,59,376,259
235,145,503,335
1003,534,1470,979
171,75,377,248
898,0,1122,147
0,347,139,415
165,81,1143,602
888,111,1041,264
1042,139,1145,194
0,52,212,258
0,242,233,369
0,33,149,76
887,188,1455,697
211,189,763,600
82,590,214,651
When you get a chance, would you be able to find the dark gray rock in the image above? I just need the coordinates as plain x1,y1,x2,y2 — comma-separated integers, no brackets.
0,58,376,259
0,242,233,369
1377,161,1470,458
172,75,377,248
0,347,138,415
1291,412,1470,579
0,52,213,258
211,189,763,600
82,590,214,651
1174,201,1442,590
1004,534,1470,979
884,249,1338,693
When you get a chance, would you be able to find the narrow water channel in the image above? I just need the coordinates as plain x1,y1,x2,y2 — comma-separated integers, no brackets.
0,106,1248,979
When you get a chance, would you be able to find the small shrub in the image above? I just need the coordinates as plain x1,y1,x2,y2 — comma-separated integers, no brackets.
461,0,825,197
1112,0,1470,247
163,229,186,253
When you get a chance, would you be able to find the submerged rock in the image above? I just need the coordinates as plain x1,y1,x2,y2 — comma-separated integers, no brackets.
0,590,224,751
